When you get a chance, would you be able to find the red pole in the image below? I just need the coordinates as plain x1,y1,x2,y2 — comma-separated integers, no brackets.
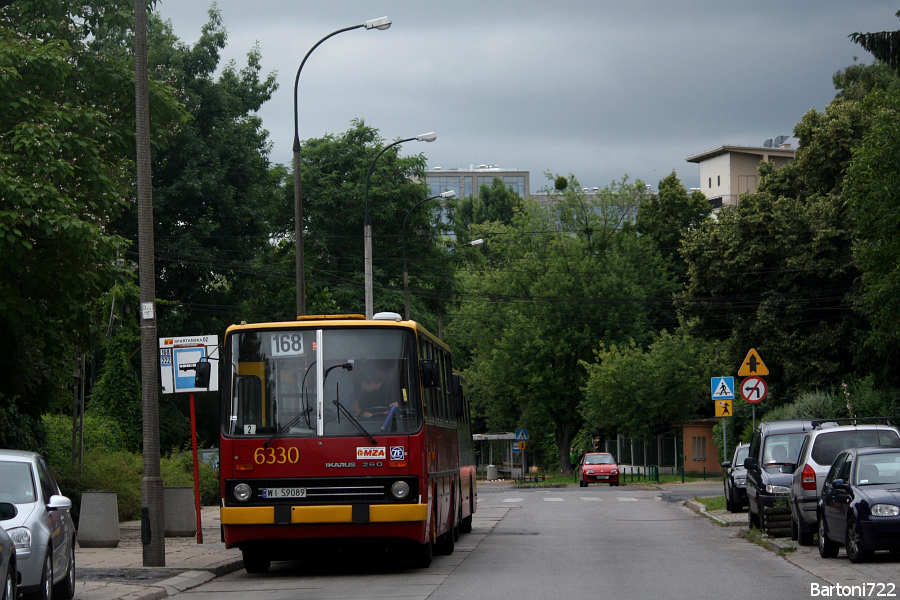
189,393,203,543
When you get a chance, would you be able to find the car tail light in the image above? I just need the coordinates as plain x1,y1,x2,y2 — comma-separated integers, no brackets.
801,464,816,490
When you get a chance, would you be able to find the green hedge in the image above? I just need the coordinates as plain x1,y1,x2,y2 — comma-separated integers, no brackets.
43,414,220,523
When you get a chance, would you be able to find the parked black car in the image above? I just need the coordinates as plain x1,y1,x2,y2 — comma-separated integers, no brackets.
744,419,813,534
818,446,900,563
722,443,750,513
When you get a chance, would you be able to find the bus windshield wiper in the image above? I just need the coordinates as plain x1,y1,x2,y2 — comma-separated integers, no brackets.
264,406,314,448
332,385,377,446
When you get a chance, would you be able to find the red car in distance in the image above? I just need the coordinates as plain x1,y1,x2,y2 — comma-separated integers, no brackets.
576,452,620,487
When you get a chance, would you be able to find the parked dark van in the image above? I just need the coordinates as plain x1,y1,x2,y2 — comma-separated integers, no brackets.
744,419,813,533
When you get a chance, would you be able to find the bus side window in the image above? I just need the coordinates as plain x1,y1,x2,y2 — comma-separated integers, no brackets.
236,375,262,430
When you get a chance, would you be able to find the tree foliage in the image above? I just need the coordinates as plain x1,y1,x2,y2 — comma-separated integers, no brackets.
844,90,900,372
250,120,454,322
448,177,669,473
581,329,726,440
850,11,900,76
0,0,182,410
453,176,522,242
93,8,279,337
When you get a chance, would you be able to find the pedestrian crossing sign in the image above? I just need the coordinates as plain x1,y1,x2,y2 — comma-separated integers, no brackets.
711,376,735,400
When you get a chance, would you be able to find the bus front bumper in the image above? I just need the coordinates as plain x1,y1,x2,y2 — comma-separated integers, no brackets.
221,503,428,526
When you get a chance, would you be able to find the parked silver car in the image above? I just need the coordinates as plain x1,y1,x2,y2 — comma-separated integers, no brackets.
0,503,16,600
0,450,76,600
789,419,900,546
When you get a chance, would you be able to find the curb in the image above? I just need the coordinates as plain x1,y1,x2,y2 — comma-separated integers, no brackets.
684,500,743,527
685,500,798,555
106,559,245,600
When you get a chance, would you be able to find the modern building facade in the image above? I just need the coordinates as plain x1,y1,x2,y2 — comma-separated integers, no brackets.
424,165,530,200
685,144,795,208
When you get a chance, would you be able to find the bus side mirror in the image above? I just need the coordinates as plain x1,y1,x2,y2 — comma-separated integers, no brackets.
421,361,439,388
195,361,211,388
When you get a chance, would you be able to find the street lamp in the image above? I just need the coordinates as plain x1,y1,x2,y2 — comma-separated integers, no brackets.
364,132,436,318
402,190,456,320
293,17,391,317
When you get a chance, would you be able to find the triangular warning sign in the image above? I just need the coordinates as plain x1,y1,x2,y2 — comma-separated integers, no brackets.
738,348,769,377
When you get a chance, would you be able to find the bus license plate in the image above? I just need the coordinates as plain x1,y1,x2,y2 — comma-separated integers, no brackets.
261,487,306,499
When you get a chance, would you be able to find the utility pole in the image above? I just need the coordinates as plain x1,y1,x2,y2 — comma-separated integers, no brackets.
135,0,165,566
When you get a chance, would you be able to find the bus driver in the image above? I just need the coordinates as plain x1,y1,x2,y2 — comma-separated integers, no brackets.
352,361,399,418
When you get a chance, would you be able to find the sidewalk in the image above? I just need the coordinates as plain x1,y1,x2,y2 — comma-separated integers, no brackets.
75,506,243,600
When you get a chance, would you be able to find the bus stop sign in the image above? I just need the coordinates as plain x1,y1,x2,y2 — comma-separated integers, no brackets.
159,335,219,394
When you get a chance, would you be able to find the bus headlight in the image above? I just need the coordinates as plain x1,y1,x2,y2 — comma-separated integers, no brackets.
234,483,252,502
390,481,410,500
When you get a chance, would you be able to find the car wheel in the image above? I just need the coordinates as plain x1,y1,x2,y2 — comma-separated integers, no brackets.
818,515,839,558
28,548,52,600
242,548,271,574
2,558,15,600
790,514,798,541
846,517,872,564
52,543,76,600
797,517,815,547
748,501,760,529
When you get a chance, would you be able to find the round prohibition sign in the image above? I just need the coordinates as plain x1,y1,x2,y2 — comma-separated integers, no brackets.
740,376,767,403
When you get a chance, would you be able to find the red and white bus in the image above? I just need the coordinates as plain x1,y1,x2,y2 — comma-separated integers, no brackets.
217,312,476,571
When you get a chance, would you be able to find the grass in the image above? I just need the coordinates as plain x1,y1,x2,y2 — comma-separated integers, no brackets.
694,495,727,512
742,526,768,547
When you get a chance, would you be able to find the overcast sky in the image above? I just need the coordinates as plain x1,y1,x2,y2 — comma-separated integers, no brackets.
155,1,898,192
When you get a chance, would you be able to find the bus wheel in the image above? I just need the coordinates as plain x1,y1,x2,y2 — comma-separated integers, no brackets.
460,514,473,534
434,528,455,555
410,540,433,568
242,548,271,574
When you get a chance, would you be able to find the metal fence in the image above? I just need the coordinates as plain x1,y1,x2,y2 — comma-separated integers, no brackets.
604,432,682,471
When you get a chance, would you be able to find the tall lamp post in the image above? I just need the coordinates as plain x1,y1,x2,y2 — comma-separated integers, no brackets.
402,190,456,320
364,132,436,318
293,16,391,317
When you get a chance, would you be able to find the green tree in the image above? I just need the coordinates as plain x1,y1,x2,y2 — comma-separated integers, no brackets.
453,176,522,242
581,329,726,440
844,89,900,380
636,171,711,282
251,120,454,322
0,0,182,412
448,177,668,474
95,8,278,337
850,11,900,75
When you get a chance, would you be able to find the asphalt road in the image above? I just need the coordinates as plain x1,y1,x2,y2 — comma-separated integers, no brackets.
171,483,830,600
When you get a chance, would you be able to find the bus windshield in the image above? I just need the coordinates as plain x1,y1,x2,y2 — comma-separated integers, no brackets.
225,327,422,438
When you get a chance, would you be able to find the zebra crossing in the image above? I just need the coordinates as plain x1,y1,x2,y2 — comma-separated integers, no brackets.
499,495,642,503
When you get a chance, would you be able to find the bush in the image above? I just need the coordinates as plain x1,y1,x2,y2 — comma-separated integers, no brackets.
49,447,220,524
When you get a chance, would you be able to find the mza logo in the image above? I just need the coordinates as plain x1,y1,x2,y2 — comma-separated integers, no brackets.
390,446,405,460
357,447,386,459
